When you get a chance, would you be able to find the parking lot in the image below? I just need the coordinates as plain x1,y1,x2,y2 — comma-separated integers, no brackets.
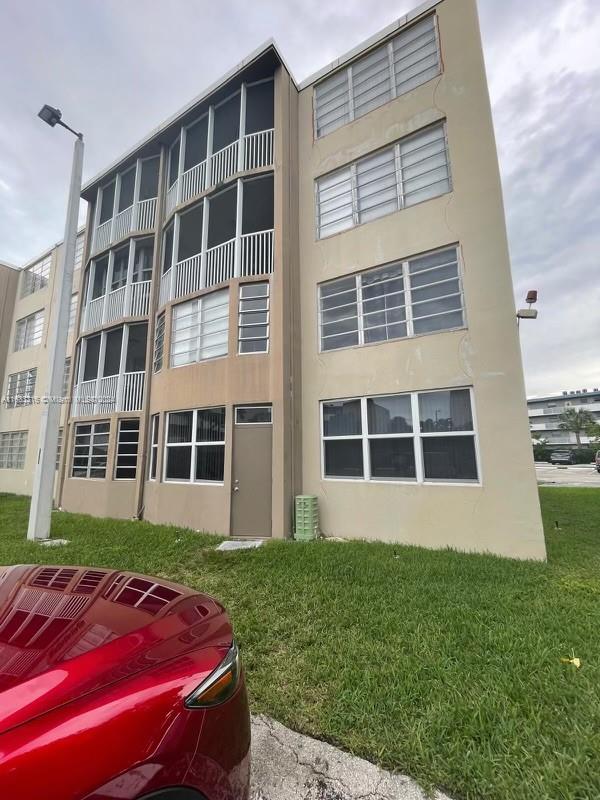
535,463,600,487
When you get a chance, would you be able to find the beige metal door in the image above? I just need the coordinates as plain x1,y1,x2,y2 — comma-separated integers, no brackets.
231,417,272,537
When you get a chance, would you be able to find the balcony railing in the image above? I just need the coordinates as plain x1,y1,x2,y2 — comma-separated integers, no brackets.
164,128,274,218
73,371,145,417
92,198,157,255
158,229,273,306
81,280,151,333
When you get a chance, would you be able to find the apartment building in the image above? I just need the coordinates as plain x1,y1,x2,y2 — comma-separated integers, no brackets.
2,0,545,559
529,388,600,446
0,235,84,496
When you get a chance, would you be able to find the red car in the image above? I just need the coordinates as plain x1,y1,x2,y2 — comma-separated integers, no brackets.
0,564,250,800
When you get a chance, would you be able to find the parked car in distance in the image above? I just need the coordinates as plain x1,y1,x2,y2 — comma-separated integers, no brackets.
0,565,250,800
595,450,600,473
550,450,576,465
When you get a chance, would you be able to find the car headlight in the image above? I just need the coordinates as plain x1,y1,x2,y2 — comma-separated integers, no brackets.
185,641,241,708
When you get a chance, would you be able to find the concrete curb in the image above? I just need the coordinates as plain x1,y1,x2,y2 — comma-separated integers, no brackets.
250,715,453,800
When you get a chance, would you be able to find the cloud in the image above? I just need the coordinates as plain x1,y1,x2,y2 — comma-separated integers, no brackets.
0,0,597,394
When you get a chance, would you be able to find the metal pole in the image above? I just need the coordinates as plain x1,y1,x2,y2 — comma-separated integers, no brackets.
27,134,84,541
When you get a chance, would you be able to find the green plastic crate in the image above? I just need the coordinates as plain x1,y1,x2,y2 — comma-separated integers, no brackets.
294,495,319,541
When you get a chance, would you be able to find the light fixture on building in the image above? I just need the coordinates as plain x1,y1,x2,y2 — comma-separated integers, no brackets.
517,289,538,323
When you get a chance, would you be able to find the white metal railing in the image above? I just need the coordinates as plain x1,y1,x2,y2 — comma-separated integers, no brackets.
159,270,172,307
244,129,274,171
211,141,238,186
113,206,133,241
166,181,178,218
94,219,112,253
73,371,144,417
84,296,104,331
206,238,235,288
97,375,118,414
130,280,151,317
241,230,273,277
105,285,127,324
174,254,203,299
135,197,157,230
180,160,207,204
121,371,144,411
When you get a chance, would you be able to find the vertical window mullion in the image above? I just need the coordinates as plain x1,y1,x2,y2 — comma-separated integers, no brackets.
411,392,424,482
403,260,413,336
356,274,365,346
387,42,397,99
347,66,355,122
361,397,370,481
394,143,404,209
190,409,196,482
350,163,359,226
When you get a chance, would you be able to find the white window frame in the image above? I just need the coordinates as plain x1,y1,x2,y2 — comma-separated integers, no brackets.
235,405,273,425
5,368,37,408
21,254,52,297
320,388,480,486
153,312,165,373
74,234,85,271
313,13,441,139
14,310,44,351
238,281,270,354
55,428,64,470
114,418,140,480
170,289,229,368
71,421,110,479
0,431,28,469
163,407,226,485
318,245,465,352
315,122,450,239
68,293,78,332
148,414,160,481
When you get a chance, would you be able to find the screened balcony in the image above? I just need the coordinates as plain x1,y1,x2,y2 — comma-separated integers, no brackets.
165,79,274,218
80,238,153,333
72,323,147,417
160,173,273,306
92,156,159,255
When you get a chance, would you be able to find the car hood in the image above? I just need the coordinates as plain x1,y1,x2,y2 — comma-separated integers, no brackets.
0,565,232,735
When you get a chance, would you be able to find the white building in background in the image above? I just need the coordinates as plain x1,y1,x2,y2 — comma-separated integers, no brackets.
528,388,600,446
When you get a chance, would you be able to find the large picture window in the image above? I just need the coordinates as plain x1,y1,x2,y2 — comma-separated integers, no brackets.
319,246,463,351
314,15,440,138
71,421,110,479
321,388,478,483
164,407,225,483
316,122,450,238
171,290,229,367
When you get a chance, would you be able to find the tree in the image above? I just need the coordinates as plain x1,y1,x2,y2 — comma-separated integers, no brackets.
585,422,600,445
558,407,596,446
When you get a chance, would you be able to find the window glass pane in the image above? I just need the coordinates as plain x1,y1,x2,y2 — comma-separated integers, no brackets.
236,406,272,424
370,438,416,479
133,240,153,282
352,46,392,120
392,15,440,96
245,81,274,133
103,328,123,376
99,182,115,223
118,169,135,212
413,310,464,335
323,400,362,436
111,247,129,290
171,299,200,367
242,175,274,234
199,290,229,360
166,445,192,479
213,93,240,151
92,257,108,299
178,202,204,261
419,389,473,432
184,117,208,171
315,70,350,138
356,147,397,224
195,445,225,481
324,440,364,478
240,339,270,353
153,313,165,372
317,167,353,238
168,411,193,443
207,185,237,247
126,324,147,372
196,408,225,442
367,395,413,433
83,335,101,381
422,436,477,481
140,157,159,200
400,124,450,206
168,139,180,187
162,225,174,274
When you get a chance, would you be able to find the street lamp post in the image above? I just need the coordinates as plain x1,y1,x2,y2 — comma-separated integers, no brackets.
27,106,84,541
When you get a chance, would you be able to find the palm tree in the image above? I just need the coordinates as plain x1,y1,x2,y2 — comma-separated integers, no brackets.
558,407,595,446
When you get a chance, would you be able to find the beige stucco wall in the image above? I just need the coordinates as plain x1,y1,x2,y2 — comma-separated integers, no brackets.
296,0,545,559
0,246,80,499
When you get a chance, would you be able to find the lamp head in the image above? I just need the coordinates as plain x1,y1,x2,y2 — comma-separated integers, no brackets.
38,104,62,127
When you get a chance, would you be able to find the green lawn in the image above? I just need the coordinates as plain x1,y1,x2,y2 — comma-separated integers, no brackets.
1,489,599,800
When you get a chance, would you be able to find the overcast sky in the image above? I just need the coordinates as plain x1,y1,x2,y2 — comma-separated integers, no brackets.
0,0,598,396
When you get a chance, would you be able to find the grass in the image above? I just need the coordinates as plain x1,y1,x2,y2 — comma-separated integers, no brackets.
1,489,600,799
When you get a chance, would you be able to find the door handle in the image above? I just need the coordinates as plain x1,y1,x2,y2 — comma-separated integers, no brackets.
233,486,240,492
